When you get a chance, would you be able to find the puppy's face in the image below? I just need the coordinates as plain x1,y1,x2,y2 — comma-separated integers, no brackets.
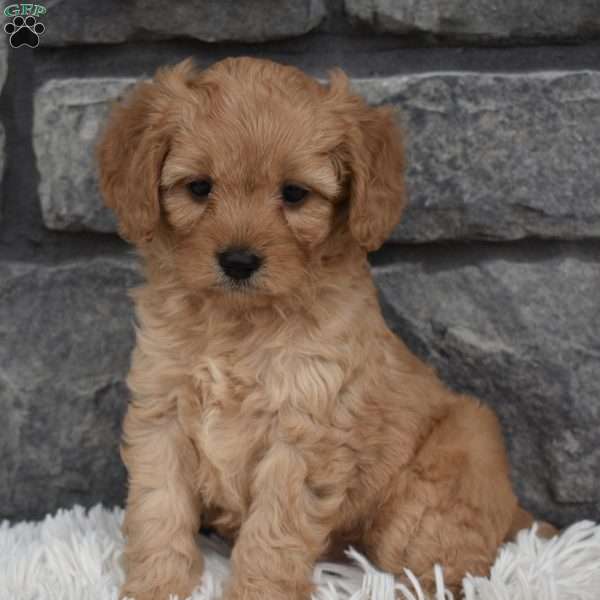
159,67,342,301
98,58,406,305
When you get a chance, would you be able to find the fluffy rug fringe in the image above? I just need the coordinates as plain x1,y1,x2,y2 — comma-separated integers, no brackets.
1,505,599,600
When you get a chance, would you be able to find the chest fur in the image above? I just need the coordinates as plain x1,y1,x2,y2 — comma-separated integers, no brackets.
129,282,394,534
175,339,348,524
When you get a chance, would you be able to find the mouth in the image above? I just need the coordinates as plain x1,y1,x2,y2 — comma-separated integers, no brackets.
214,273,259,293
209,274,275,307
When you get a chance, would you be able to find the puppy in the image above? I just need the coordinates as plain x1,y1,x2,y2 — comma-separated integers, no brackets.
98,57,538,600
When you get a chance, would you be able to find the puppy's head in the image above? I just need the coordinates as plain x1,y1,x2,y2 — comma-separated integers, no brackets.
98,58,406,304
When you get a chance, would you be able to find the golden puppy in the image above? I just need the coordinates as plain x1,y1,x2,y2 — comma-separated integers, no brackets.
98,57,539,600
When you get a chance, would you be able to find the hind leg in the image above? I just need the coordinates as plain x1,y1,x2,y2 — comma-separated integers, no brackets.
506,506,559,541
362,396,518,593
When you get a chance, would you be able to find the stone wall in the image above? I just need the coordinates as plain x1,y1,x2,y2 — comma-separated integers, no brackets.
1,1,599,526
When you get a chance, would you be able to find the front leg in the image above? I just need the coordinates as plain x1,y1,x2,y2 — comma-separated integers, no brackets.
120,403,203,600
225,441,347,600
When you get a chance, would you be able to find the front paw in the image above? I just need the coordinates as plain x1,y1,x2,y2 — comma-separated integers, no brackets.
223,580,312,600
121,558,203,600
121,547,203,600
121,580,197,600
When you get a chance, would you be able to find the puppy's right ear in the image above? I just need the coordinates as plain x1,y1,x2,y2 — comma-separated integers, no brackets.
97,60,195,243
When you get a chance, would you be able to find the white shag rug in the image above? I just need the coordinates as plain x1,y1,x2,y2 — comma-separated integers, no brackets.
1,505,600,600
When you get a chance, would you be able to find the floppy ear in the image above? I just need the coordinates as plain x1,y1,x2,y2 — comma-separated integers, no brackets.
328,71,407,252
97,60,196,244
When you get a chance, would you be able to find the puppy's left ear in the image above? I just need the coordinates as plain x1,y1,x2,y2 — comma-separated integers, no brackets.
97,59,196,244
328,71,407,252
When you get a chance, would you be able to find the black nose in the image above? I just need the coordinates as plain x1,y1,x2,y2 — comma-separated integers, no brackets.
217,247,263,280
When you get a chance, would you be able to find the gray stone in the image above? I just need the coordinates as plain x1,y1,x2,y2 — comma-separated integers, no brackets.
0,257,141,521
0,124,5,223
372,244,600,526
353,72,600,243
3,248,598,525
0,35,6,224
40,0,326,45
33,78,137,232
345,0,600,41
34,72,600,240
547,429,600,504
133,0,326,43
0,30,7,91
39,0,134,46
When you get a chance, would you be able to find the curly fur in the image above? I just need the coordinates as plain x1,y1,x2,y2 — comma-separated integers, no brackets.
97,57,551,600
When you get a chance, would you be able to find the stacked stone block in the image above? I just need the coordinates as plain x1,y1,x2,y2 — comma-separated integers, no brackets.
1,1,599,526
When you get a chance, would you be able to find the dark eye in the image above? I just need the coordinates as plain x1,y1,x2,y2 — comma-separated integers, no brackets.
188,179,212,200
282,184,309,206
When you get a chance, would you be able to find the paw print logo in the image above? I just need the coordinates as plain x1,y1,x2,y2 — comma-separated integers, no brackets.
4,15,45,48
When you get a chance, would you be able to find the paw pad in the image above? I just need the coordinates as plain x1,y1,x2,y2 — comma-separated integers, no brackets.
4,15,45,48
